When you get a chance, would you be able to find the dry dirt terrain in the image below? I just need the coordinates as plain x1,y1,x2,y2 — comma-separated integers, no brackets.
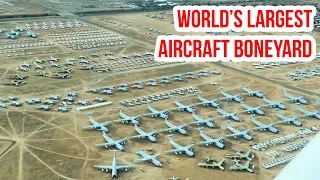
0,7,319,180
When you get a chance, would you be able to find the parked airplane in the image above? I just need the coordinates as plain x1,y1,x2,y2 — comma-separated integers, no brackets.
189,112,215,128
284,89,308,104
196,128,224,148
129,124,158,142
219,88,243,103
113,107,140,125
296,103,320,119
33,62,44,70
133,52,142,57
241,83,264,97
34,58,44,64
95,131,127,151
261,95,286,110
120,55,130,59
81,113,112,132
170,96,195,113
217,106,240,121
48,61,60,68
165,134,195,157
48,56,59,62
16,65,27,72
162,119,187,135
196,92,219,108
21,61,31,68
134,150,162,167
229,159,254,173
143,101,168,120
240,102,265,115
226,150,254,161
94,150,133,178
145,51,154,56
276,109,302,126
251,115,278,133
224,121,253,141
198,159,225,171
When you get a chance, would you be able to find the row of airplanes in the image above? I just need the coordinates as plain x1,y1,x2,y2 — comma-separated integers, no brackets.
25,20,86,30
80,83,319,178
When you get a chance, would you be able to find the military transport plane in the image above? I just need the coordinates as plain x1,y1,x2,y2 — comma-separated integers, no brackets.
189,112,215,128
96,131,127,151
196,128,224,149
81,112,112,132
162,120,187,135
217,106,241,122
251,115,278,133
226,150,254,161
224,121,253,141
170,96,195,113
129,124,158,142
143,101,168,120
94,150,134,178
284,89,308,104
296,103,320,119
261,95,287,110
134,150,162,167
165,134,195,157
219,88,243,103
195,92,219,108
276,109,302,126
241,83,264,97
113,107,140,125
240,102,265,115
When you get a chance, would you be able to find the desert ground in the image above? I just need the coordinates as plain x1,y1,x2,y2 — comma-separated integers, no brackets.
0,2,320,180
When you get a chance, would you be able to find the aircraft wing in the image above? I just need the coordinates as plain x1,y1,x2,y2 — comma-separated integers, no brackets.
143,112,159,117
94,165,113,170
95,142,115,147
219,97,229,100
165,148,185,154
162,127,175,132
129,135,146,139
117,165,134,170
197,141,211,145
117,138,127,144
253,126,267,131
81,125,100,129
225,133,241,137
134,157,150,162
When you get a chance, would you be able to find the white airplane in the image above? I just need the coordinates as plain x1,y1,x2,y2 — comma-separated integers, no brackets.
134,150,162,167
165,134,195,157
276,109,302,126
133,52,142,57
240,102,265,115
296,103,320,119
219,88,243,103
189,112,215,128
224,121,253,141
217,106,240,122
196,128,224,149
107,56,117,60
162,119,187,135
21,61,31,68
129,124,158,142
120,55,130,59
261,95,287,110
143,101,168,120
170,96,195,113
33,62,44,70
112,107,140,125
48,56,59,62
94,150,133,178
16,65,27,72
81,113,112,132
34,58,44,64
241,83,265,98
195,92,219,108
283,89,308,104
255,65,265,69
145,51,154,56
96,131,127,151
48,61,60,68
251,115,278,133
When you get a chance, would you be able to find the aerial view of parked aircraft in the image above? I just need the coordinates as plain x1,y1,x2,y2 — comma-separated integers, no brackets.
129,124,158,142
81,113,112,132
217,106,240,122
240,102,265,115
261,95,286,110
219,88,243,103
296,103,320,119
94,150,134,178
224,121,253,141
196,128,224,148
189,112,215,128
241,83,264,97
284,89,308,104
226,150,254,161
195,92,219,107
134,150,162,167
170,96,195,113
165,134,195,157
143,101,168,120
162,119,187,135
251,115,278,133
112,107,140,125
95,131,127,151
276,109,302,126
